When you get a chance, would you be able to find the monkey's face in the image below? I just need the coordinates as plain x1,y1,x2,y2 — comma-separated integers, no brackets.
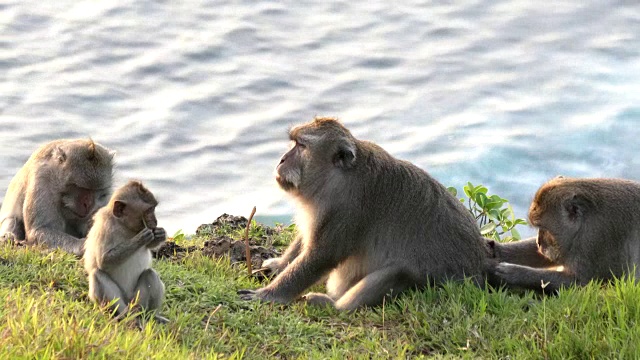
529,179,591,253
536,228,562,262
57,140,114,220
276,118,357,194
113,201,157,233
111,181,159,232
61,184,111,219
275,140,305,191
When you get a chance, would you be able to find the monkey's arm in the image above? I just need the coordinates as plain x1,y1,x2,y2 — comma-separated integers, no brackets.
261,233,303,273
493,263,578,293
240,247,337,304
23,183,85,256
100,229,153,267
488,237,556,268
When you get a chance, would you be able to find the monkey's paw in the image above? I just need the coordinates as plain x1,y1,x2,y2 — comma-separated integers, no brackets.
146,227,167,249
237,288,268,302
302,292,335,307
493,263,523,281
1,233,18,245
251,257,284,279
237,288,290,304
261,257,283,271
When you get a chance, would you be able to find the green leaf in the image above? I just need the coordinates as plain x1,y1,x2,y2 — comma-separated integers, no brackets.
480,222,497,235
447,187,458,197
488,209,502,221
475,192,488,207
171,229,185,242
484,201,503,211
515,219,528,226
511,228,521,240
464,183,473,198
508,204,516,222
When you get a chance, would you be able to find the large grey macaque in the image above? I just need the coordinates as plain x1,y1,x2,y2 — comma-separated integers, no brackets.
239,117,492,310
84,180,168,322
0,139,114,256
490,177,640,292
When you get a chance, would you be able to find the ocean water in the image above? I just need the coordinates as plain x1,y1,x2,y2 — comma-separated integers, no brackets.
1,0,639,236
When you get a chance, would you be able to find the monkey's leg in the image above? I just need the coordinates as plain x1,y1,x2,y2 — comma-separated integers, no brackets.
0,217,26,242
494,263,577,293
89,269,129,317
330,266,412,311
134,269,168,323
488,237,556,268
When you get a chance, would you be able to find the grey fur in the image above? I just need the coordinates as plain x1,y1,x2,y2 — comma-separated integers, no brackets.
84,181,167,322
0,139,114,256
240,117,492,310
489,177,640,292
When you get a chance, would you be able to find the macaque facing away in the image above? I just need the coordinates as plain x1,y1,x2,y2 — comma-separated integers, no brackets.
84,180,167,322
0,139,114,256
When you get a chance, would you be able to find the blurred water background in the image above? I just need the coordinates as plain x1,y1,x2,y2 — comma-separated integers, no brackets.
1,0,639,236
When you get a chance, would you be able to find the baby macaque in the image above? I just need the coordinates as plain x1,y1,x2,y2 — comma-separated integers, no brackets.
84,180,167,323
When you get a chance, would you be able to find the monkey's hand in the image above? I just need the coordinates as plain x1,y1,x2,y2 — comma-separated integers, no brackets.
136,228,155,246
302,292,336,307
146,227,166,249
252,257,285,278
237,288,290,304
493,263,523,281
0,233,17,245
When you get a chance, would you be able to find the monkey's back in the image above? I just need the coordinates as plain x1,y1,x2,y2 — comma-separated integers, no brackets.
354,149,489,284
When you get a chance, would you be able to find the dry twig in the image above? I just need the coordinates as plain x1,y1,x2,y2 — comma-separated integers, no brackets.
244,206,257,275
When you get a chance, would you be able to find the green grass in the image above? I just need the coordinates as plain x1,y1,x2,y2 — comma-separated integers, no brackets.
1,229,640,359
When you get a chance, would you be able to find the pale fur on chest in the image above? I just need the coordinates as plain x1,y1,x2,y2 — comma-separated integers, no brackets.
105,247,152,301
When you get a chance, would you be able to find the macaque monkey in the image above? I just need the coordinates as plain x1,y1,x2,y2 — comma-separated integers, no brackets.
0,139,114,256
490,177,640,292
239,117,492,310
84,180,167,322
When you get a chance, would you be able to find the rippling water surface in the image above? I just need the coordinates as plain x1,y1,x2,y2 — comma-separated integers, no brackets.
2,1,639,235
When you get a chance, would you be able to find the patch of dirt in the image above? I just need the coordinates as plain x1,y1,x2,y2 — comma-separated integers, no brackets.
202,236,278,269
152,241,198,260
153,213,281,270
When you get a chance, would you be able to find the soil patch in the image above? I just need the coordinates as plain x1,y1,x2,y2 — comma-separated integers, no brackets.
153,213,282,270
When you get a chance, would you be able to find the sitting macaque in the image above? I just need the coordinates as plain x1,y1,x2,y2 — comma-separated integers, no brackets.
490,176,640,292
0,139,114,256
239,117,493,310
84,180,168,323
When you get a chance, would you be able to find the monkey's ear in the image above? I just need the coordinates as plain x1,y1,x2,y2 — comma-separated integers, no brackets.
333,143,356,169
53,146,67,164
113,201,126,218
564,194,589,221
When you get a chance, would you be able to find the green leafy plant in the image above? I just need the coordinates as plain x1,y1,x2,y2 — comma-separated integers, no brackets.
447,182,527,242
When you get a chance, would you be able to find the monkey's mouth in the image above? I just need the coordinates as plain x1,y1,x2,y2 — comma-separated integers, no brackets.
275,175,296,191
